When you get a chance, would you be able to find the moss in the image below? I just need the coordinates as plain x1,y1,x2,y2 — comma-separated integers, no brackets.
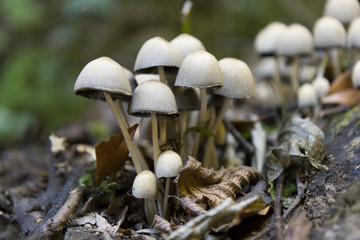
326,106,360,138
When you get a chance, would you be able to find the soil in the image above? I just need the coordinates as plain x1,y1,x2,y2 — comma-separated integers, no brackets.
0,106,360,240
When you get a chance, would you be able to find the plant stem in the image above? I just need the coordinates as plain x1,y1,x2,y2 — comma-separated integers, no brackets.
331,48,341,78
158,66,167,84
192,88,207,158
104,92,142,174
274,55,281,86
145,199,157,226
160,119,167,146
116,99,129,128
291,57,300,98
163,177,171,219
151,113,160,169
316,50,329,78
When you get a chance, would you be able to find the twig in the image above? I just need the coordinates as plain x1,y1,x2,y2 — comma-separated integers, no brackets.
274,172,284,240
282,173,307,221
28,186,85,239
224,120,254,155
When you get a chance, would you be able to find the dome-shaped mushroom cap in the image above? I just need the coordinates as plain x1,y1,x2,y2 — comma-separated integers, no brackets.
122,67,137,92
255,22,287,55
276,24,313,57
313,16,346,49
129,80,179,118
175,50,223,88
132,170,158,199
255,81,282,108
134,37,183,72
170,33,206,58
298,83,318,107
324,0,360,24
173,87,200,110
348,17,360,48
135,74,160,85
352,60,360,89
74,57,131,100
214,58,255,99
312,77,330,98
155,150,183,178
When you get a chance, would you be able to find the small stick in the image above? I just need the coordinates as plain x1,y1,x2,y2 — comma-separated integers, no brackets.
224,120,254,155
274,172,284,240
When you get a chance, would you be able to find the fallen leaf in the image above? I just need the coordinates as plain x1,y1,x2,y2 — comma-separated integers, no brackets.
284,208,312,240
328,70,352,94
175,157,263,208
265,114,327,182
178,196,207,216
95,124,138,186
321,88,360,106
152,215,172,234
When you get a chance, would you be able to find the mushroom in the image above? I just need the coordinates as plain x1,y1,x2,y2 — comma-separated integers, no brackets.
324,0,360,25
203,58,255,168
276,23,313,97
313,16,346,78
297,83,318,118
352,60,360,89
155,150,183,218
129,80,178,167
132,170,158,225
348,17,360,62
170,33,206,58
175,50,223,158
74,57,146,173
312,77,331,98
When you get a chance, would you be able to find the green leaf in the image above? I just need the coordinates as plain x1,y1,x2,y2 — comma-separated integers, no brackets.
185,126,216,137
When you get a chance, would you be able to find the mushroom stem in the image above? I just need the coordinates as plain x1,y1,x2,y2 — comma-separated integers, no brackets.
291,56,300,97
178,110,188,158
203,98,232,167
158,66,167,84
331,48,341,77
151,113,160,168
162,177,171,219
316,50,329,78
274,55,282,86
192,88,207,157
159,119,167,146
115,99,129,128
144,199,157,225
104,92,143,174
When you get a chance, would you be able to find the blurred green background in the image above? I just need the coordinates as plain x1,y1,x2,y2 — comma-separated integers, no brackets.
0,0,325,149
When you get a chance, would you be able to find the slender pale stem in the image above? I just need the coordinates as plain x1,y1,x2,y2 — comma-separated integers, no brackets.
163,177,171,219
192,88,207,158
144,199,157,225
151,113,160,168
115,99,129,128
274,55,281,86
203,98,232,167
331,48,341,78
158,66,167,84
104,92,142,174
316,50,329,78
159,119,167,146
291,57,300,97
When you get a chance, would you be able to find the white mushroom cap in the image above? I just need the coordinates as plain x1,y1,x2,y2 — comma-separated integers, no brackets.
135,74,160,85
255,22,287,55
297,83,318,107
129,80,178,118
312,77,330,98
74,57,131,100
132,170,158,200
122,67,137,92
170,33,206,58
348,17,360,49
324,0,360,24
155,150,183,178
214,58,255,99
313,16,346,49
175,50,223,88
276,24,313,57
352,60,360,89
255,57,287,80
299,65,317,84
173,87,200,110
255,81,282,108
134,36,183,72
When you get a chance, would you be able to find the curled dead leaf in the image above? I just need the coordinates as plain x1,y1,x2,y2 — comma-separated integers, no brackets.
175,157,263,208
95,124,138,186
173,196,207,216
328,70,352,94
152,214,172,234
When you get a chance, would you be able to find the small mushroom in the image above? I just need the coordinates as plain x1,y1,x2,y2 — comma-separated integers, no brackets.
132,170,158,225
352,60,360,89
297,83,318,118
175,50,223,158
348,17,360,62
312,77,331,98
155,150,183,218
170,33,206,58
324,0,360,25
74,57,146,173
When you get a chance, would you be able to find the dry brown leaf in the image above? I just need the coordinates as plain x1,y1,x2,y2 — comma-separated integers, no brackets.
175,157,263,208
321,89,360,106
328,70,353,94
178,196,207,216
152,214,172,234
95,124,138,185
